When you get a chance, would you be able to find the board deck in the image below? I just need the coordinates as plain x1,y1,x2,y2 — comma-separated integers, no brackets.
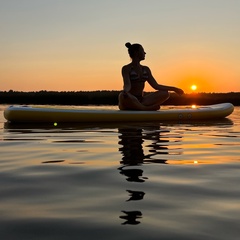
3,103,234,123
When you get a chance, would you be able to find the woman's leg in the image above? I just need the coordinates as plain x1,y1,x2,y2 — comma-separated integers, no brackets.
141,90,170,106
118,92,160,111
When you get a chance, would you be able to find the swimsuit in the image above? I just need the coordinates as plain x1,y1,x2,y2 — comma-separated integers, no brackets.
129,66,149,83
129,66,149,102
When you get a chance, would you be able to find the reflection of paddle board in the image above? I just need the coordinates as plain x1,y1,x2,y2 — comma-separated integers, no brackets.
4,103,234,123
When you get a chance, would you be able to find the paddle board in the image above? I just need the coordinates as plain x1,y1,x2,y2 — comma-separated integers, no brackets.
3,103,234,123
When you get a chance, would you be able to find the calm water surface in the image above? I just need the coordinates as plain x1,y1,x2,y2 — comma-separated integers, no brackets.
0,105,240,240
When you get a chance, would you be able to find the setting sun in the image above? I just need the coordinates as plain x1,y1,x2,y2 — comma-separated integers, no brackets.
191,85,197,91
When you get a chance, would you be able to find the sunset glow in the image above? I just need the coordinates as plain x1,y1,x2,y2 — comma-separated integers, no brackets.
1,1,240,92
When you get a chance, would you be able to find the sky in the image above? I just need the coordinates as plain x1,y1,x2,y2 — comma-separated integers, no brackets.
1,0,240,93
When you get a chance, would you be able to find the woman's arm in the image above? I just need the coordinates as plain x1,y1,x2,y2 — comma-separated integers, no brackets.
121,65,131,93
146,66,184,95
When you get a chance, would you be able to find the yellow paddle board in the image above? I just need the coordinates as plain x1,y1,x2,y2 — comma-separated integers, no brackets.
4,103,234,123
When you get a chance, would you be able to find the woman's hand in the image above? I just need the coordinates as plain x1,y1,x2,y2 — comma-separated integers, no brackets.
174,87,184,95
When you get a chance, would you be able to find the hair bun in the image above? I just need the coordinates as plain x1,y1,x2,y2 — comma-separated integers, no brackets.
125,42,132,49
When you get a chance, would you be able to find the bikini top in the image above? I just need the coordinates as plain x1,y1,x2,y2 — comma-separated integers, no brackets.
129,66,149,83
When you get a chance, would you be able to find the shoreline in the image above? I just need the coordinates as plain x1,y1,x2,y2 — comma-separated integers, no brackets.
1,91,240,106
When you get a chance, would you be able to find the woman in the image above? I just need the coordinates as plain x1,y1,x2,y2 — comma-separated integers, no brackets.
118,42,184,111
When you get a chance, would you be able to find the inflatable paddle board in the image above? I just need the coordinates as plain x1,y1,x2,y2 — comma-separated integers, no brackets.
4,103,234,123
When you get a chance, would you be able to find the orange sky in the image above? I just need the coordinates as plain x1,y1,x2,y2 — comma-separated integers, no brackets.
1,1,240,93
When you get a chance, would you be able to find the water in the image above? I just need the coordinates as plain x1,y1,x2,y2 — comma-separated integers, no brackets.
0,105,239,240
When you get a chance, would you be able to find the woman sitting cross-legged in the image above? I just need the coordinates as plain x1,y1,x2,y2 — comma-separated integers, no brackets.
119,42,184,111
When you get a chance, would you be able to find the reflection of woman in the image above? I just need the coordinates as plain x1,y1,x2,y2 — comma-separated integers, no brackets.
119,42,184,111
118,126,168,166
118,126,169,225
118,128,144,166
120,211,142,225
118,127,146,182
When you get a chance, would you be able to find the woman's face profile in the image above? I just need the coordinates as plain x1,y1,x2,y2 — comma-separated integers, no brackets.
136,46,146,61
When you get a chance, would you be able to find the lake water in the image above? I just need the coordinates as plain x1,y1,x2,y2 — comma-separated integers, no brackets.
0,105,239,240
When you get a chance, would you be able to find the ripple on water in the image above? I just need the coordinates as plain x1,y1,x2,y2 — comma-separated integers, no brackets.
0,106,240,240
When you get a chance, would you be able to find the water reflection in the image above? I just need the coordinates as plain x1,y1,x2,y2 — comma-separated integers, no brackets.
118,167,147,182
118,128,144,165
126,190,145,201
119,211,142,225
4,118,233,133
118,124,179,225
118,125,170,197
118,126,171,166
2,119,237,229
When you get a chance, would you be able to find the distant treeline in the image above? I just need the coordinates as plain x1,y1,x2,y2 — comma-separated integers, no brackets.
0,90,240,106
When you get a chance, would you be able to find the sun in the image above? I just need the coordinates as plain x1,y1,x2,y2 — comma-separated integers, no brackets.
191,85,197,91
